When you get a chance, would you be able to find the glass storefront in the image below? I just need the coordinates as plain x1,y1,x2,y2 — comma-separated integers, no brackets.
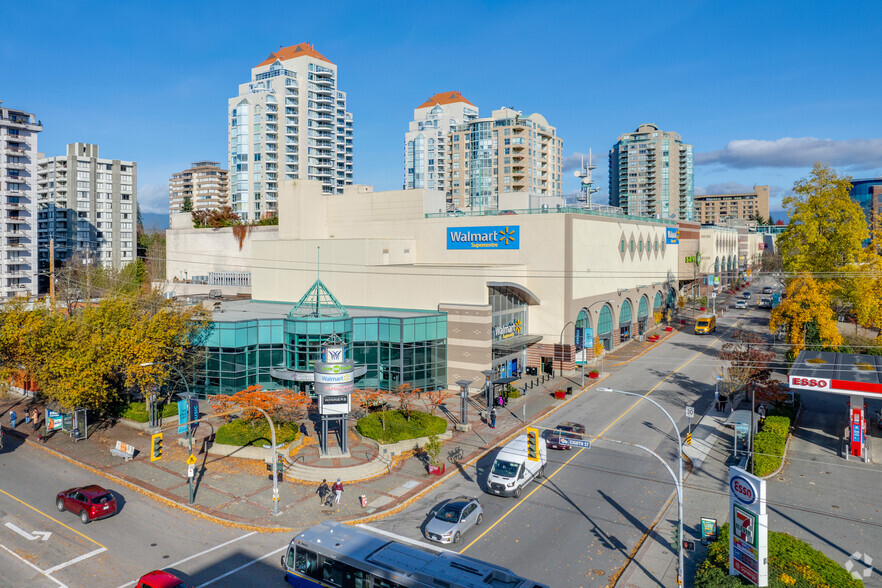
490,286,533,378
196,302,447,396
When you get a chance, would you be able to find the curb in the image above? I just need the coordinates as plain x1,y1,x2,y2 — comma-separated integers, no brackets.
344,374,611,526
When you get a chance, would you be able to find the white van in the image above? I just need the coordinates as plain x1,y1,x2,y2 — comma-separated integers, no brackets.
485,434,548,498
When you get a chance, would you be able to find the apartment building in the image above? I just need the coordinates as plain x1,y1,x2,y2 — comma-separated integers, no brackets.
228,42,354,222
37,143,138,273
608,123,694,220
169,161,229,214
448,107,563,211
694,185,770,224
0,101,42,298
404,91,478,197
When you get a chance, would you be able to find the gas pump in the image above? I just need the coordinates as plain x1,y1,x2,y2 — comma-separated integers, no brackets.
847,397,866,462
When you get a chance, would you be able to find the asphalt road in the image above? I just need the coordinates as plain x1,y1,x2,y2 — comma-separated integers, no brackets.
0,434,294,588
370,297,756,587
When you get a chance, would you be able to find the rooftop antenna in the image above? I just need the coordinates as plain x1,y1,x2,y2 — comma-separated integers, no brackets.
574,149,600,208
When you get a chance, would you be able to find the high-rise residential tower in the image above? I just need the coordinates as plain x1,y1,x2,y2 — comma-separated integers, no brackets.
404,91,478,197
228,43,353,221
609,123,694,220
448,107,563,211
0,101,41,298
169,161,229,214
37,143,138,272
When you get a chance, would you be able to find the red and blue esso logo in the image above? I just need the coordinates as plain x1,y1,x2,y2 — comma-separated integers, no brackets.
731,476,756,505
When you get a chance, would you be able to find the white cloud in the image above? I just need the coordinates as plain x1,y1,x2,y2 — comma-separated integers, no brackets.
563,151,607,173
138,184,169,214
696,181,756,195
696,137,882,169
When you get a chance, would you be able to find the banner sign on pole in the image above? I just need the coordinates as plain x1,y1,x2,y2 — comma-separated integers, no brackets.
177,400,188,434
574,327,583,349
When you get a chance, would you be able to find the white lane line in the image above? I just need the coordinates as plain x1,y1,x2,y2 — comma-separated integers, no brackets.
356,524,453,553
195,545,287,588
115,531,258,588
44,546,107,574
0,541,68,588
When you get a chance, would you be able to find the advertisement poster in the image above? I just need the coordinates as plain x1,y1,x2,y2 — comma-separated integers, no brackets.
46,409,64,431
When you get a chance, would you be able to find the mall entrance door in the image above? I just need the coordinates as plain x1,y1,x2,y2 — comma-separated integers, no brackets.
541,356,553,375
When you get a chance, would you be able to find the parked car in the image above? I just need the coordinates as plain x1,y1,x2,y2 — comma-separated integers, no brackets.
735,299,747,309
136,571,190,588
56,485,118,524
546,421,587,450
498,210,517,215
135,570,190,588
762,286,773,294
424,497,484,544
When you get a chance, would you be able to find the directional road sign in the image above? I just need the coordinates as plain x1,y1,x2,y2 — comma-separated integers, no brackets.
559,437,591,449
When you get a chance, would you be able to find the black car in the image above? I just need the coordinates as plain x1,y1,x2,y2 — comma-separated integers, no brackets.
546,421,586,450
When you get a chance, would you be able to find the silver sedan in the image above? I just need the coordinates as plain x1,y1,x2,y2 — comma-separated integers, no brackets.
423,497,484,544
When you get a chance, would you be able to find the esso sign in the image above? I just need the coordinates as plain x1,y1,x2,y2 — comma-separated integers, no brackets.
789,376,830,390
731,476,757,505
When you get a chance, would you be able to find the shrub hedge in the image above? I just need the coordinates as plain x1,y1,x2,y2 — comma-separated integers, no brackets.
121,402,179,423
215,419,299,447
356,410,447,444
753,415,790,476
503,386,522,399
696,523,862,588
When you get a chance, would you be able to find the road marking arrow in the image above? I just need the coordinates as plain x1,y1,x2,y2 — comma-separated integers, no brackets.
5,522,52,541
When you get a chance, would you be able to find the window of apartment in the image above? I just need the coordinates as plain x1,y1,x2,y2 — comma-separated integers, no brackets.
78,160,90,169
121,222,133,230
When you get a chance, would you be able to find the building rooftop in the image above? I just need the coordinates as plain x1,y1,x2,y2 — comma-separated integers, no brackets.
418,91,474,109
211,299,443,322
257,43,333,66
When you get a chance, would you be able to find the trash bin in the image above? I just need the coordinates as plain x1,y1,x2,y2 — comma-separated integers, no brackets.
359,495,367,508
566,386,573,395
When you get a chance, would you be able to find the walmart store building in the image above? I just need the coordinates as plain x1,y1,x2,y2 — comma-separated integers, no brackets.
168,180,682,394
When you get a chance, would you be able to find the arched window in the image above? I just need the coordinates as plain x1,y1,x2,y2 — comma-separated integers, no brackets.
638,296,648,318
620,300,632,325
654,291,662,310
597,306,613,335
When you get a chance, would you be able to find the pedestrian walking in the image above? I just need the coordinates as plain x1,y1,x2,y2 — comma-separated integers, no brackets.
9,410,16,430
32,408,39,432
758,403,766,425
720,395,728,412
489,407,497,429
714,388,721,412
300,422,309,438
333,478,344,504
315,479,330,506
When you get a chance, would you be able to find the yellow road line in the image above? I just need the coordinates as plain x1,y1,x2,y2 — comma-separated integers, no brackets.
0,487,106,549
460,328,725,554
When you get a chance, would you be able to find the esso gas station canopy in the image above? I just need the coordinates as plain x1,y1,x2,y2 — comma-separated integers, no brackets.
788,351,882,398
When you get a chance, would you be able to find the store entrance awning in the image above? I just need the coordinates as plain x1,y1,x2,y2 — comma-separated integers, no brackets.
493,334,543,354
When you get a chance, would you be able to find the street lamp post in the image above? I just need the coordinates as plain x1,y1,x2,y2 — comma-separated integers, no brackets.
456,380,472,432
598,387,685,586
141,361,195,505
481,370,495,410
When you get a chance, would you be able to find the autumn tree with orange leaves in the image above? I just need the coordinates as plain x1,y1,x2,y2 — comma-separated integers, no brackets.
210,385,312,423
424,389,453,416
352,388,383,415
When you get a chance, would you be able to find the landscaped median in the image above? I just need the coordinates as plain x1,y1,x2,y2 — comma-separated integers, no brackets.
753,415,790,476
695,523,862,587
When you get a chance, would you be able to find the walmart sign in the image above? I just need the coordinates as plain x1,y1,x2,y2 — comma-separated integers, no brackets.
447,226,520,250
666,227,680,244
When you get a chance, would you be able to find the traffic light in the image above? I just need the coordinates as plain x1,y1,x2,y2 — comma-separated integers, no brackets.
150,432,163,461
525,428,539,462
276,453,285,481
683,540,695,551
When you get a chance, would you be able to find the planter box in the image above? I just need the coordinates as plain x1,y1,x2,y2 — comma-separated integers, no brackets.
428,463,445,476
588,372,599,379
647,335,659,342
554,390,567,400
699,307,706,311
665,327,674,332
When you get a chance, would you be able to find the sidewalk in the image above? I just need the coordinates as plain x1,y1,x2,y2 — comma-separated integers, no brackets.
616,401,738,586
0,370,604,532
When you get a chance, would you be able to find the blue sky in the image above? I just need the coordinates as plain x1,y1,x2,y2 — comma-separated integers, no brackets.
3,1,880,224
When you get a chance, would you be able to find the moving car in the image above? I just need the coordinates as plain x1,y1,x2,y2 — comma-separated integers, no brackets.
485,434,547,498
735,299,747,309
742,291,752,299
56,485,117,524
762,286,773,294
694,314,717,334
546,421,587,450
136,571,190,588
423,497,484,544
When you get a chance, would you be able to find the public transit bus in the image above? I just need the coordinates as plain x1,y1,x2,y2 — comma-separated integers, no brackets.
281,521,549,588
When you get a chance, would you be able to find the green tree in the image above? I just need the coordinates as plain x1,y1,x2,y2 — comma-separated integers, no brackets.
181,196,193,212
777,164,868,274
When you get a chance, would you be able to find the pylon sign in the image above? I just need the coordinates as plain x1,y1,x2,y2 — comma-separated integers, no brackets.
729,466,768,586
315,339,353,414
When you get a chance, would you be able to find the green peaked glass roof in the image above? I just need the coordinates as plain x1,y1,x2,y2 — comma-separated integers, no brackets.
287,278,349,319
